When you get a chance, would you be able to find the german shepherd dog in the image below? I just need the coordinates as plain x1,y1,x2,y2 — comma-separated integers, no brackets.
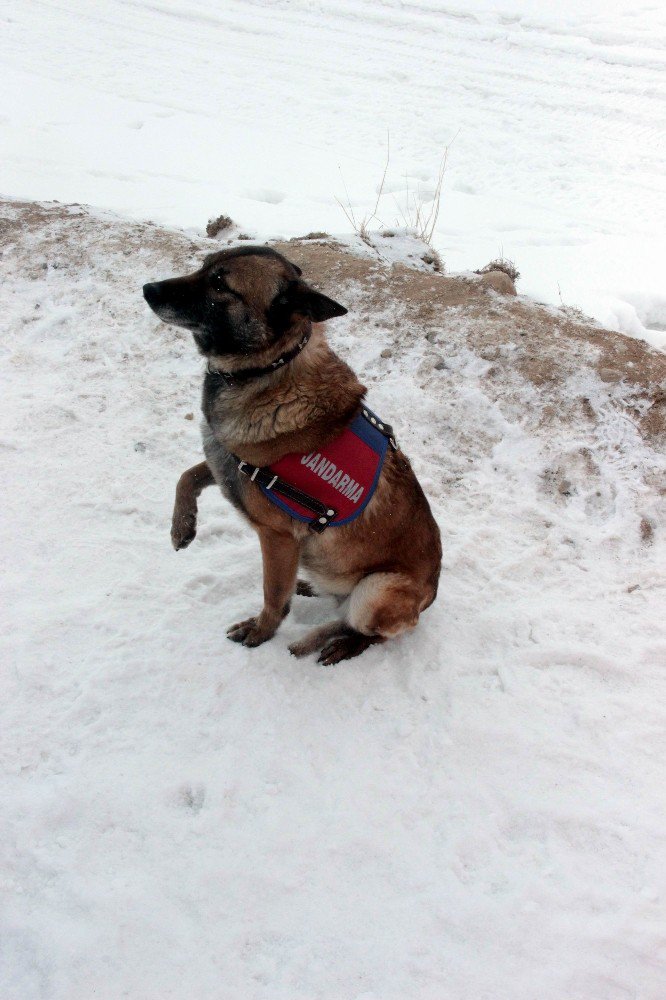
143,247,441,664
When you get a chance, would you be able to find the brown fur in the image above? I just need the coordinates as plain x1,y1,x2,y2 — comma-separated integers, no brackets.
171,461,215,550
152,248,442,663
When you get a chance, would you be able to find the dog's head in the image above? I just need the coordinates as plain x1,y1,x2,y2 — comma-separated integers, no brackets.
143,246,347,359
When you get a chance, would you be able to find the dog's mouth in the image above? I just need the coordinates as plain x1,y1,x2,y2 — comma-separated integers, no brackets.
143,281,177,315
143,282,198,329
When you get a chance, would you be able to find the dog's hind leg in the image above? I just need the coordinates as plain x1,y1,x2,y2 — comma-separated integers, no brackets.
290,573,427,664
348,573,423,637
289,621,384,663
317,630,384,666
306,573,423,664
171,461,215,550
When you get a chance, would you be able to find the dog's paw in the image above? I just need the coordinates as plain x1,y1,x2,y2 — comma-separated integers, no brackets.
318,632,379,666
171,514,197,551
289,621,348,659
226,617,274,648
288,638,312,657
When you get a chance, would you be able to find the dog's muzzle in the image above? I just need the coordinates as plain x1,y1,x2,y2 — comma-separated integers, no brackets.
142,282,162,309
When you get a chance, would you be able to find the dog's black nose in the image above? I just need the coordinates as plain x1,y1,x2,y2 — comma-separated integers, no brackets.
143,282,161,307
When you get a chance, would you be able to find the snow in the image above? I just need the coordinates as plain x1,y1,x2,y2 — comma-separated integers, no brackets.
1,1,666,995
1,0,665,346
1,200,665,999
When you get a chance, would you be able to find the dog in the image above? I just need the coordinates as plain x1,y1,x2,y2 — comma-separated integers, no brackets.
143,246,441,664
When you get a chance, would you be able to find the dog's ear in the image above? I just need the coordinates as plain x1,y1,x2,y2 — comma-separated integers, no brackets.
286,280,348,321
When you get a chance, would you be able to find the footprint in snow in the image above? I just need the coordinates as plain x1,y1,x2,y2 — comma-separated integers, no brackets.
175,783,206,814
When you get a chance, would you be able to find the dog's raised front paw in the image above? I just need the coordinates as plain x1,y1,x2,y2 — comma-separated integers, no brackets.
171,514,197,551
226,616,275,648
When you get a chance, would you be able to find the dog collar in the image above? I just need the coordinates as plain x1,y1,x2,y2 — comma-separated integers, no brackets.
206,330,311,387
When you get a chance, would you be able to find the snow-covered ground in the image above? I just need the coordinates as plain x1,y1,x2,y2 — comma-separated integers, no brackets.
2,2,666,996
1,199,665,999
1,0,665,345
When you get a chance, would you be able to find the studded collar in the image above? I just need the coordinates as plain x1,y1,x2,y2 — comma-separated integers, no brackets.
206,330,311,387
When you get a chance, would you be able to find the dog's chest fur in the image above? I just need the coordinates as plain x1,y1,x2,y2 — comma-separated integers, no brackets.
199,371,320,529
199,336,365,524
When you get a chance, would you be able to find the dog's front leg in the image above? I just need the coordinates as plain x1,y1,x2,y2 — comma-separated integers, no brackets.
227,528,299,648
171,461,215,550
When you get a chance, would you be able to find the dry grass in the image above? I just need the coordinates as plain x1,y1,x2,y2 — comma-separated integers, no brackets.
394,143,452,248
420,250,443,272
336,134,391,246
206,214,234,238
336,135,453,273
555,283,593,323
476,256,521,282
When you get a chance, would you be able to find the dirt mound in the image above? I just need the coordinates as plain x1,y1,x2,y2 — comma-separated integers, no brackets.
1,197,664,448
272,238,665,441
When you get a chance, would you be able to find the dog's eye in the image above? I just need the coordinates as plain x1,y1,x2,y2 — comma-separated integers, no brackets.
210,273,243,300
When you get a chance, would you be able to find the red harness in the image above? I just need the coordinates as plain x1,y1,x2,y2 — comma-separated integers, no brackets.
236,407,396,531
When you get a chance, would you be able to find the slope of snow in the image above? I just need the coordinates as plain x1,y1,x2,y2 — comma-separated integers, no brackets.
1,201,665,999
1,0,665,345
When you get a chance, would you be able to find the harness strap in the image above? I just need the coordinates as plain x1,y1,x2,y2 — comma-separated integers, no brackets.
235,458,338,532
361,408,398,451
